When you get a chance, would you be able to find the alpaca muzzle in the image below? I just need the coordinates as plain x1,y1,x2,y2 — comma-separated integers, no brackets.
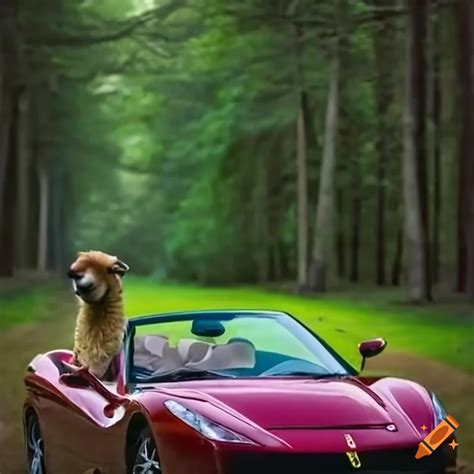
67,270,83,280
68,271,96,298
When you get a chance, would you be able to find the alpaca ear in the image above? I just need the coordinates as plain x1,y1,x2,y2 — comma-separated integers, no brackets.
109,259,130,277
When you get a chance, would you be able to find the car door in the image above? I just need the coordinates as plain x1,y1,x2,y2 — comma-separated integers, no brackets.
36,357,130,473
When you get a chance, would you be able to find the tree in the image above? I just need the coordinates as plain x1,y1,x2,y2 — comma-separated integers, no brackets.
455,0,474,300
14,88,31,270
402,0,432,302
373,1,395,286
308,34,339,292
295,24,309,290
428,0,442,284
0,0,21,276
349,155,361,283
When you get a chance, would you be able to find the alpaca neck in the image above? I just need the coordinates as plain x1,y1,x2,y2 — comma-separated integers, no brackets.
80,290,125,325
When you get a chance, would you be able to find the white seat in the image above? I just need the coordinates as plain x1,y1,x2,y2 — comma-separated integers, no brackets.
186,340,256,371
134,335,171,371
178,338,212,364
135,336,256,375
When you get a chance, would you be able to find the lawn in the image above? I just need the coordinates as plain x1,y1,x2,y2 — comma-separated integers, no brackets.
0,285,53,329
123,278,474,373
0,278,472,372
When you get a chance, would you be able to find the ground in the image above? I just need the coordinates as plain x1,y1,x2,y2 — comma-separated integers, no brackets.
0,280,472,473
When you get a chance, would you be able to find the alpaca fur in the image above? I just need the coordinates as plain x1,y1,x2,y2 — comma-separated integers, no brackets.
68,251,129,379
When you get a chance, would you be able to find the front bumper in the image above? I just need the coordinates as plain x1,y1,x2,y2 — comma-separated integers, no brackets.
156,415,457,474
217,444,455,474
159,434,456,473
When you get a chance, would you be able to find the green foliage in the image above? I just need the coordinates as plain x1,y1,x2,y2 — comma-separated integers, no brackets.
50,0,309,282
21,0,457,291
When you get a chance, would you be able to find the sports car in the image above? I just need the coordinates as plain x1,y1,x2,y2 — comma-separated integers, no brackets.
23,310,457,473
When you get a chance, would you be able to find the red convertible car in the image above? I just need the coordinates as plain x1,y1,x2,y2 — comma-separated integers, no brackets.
23,310,457,473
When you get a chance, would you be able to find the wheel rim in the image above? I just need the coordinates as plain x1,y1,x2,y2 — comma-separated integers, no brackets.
133,436,161,474
27,417,44,474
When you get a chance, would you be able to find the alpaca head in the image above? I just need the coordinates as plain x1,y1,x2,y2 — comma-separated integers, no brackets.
67,251,130,304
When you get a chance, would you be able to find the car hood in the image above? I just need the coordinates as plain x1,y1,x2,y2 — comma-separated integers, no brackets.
157,377,395,429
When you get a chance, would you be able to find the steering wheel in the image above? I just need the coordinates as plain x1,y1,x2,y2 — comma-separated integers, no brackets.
259,358,329,376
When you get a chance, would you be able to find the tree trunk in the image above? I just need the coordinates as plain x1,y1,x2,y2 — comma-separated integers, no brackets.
0,92,13,227
349,156,361,283
37,162,50,273
296,101,308,288
375,129,387,286
27,160,40,267
429,0,442,285
254,136,271,283
295,24,309,289
373,1,394,286
271,240,282,282
391,224,404,286
47,172,58,272
0,0,20,219
336,187,345,279
26,90,40,268
402,0,432,302
456,0,474,300
0,52,13,243
0,90,18,276
15,88,31,270
456,175,467,292
308,37,339,292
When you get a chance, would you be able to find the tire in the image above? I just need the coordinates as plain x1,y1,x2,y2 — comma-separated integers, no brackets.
25,413,46,474
129,426,162,474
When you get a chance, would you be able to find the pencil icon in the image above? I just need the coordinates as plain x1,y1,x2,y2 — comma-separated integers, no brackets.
415,415,459,459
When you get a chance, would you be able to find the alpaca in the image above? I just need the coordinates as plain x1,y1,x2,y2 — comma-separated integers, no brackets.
67,251,129,379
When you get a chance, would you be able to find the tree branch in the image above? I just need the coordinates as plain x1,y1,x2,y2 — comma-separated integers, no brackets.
27,0,185,48
57,53,141,82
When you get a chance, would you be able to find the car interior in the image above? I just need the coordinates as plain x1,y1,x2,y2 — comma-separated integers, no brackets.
131,319,332,381
133,334,257,375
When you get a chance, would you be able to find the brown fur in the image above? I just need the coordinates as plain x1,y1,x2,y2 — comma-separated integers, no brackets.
69,251,128,378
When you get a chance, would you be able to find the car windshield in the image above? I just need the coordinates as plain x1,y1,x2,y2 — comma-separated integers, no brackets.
128,312,352,383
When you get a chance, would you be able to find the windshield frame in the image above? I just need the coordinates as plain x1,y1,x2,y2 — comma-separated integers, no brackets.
124,310,357,387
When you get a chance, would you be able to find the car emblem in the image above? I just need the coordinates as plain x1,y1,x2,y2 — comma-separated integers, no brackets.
344,434,362,469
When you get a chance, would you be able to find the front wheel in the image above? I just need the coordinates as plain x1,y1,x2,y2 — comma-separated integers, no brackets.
130,427,162,474
25,413,46,474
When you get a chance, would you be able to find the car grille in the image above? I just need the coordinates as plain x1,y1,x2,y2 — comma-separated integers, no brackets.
226,448,446,473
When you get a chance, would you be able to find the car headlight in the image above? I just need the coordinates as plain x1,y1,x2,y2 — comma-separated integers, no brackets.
164,400,254,444
431,392,447,425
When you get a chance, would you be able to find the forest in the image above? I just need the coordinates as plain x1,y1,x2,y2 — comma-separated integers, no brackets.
0,0,473,303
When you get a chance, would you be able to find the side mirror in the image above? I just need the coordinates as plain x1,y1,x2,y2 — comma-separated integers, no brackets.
358,338,387,371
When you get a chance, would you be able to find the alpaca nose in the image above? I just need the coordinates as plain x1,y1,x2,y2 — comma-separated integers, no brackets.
67,270,83,280
77,281,94,292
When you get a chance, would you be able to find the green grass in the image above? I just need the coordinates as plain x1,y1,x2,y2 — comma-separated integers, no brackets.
124,278,474,373
0,286,53,330
1,278,472,372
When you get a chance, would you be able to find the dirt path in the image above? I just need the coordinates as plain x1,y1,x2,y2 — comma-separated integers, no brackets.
0,294,75,474
0,308,472,473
